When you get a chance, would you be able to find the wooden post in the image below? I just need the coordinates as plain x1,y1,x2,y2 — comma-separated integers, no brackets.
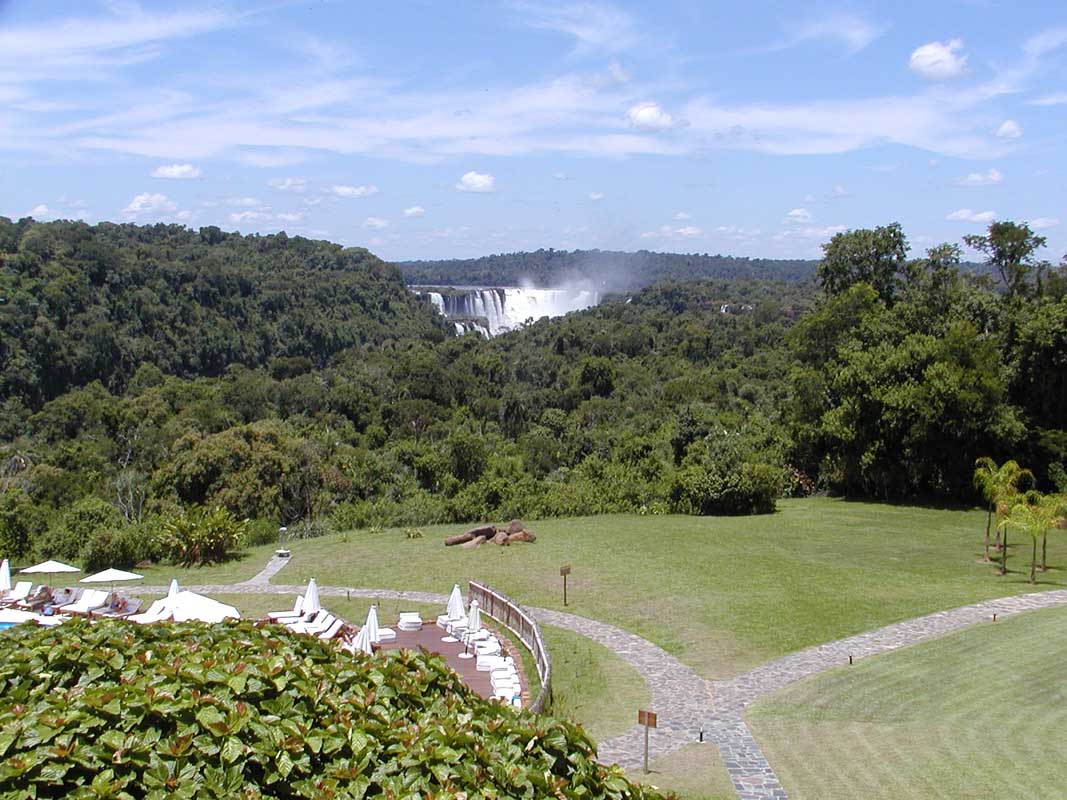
637,710,657,773
560,565,571,606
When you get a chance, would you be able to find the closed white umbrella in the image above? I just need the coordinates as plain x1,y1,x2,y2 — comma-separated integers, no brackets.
362,604,380,644
351,624,374,655
167,591,239,623
467,599,481,634
303,578,321,616
446,584,464,620
167,578,180,598
0,559,10,593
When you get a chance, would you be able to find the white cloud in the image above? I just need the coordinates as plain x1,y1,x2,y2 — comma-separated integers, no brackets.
176,210,194,221
229,210,271,223
640,224,702,239
29,203,50,217
909,39,968,80
774,224,847,241
1030,93,1067,106
589,192,605,201
608,60,629,82
268,177,306,192
830,184,851,198
403,205,425,217
792,13,884,53
1029,217,1059,230
123,192,176,219
516,2,640,53
275,212,305,223
362,216,389,229
227,196,261,207
151,163,201,179
673,211,690,220
332,184,378,198
456,171,496,192
552,171,569,180
785,208,813,224
627,101,677,131
953,168,1003,187
995,119,1022,139
947,208,996,223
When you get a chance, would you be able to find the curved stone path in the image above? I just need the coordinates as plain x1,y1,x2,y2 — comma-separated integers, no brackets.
145,557,1067,800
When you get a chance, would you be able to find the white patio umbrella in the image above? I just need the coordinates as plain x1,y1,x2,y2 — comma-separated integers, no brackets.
467,599,481,634
303,578,321,616
80,568,143,593
167,578,180,599
20,559,80,585
446,584,465,620
351,623,374,655
0,559,10,594
167,591,239,623
362,604,380,644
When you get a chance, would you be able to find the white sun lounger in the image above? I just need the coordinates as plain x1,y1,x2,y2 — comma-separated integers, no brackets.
290,612,336,636
267,595,305,622
317,618,345,641
397,612,423,631
0,582,32,606
63,589,109,616
127,599,171,624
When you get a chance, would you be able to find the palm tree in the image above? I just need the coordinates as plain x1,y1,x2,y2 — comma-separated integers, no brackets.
1039,493,1067,572
974,458,1033,567
1000,493,1054,584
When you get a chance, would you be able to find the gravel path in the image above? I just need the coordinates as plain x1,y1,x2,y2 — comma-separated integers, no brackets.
144,557,1067,799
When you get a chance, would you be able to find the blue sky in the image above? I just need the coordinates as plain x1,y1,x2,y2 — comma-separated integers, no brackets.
1,0,1065,262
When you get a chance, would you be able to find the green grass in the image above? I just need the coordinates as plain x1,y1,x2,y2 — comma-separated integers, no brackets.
626,744,736,800
543,625,650,742
747,604,1067,800
261,498,1060,678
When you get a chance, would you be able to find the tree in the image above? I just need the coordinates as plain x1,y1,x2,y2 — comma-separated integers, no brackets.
964,221,1047,300
999,493,1054,584
1039,492,1067,572
974,458,1033,563
817,223,908,304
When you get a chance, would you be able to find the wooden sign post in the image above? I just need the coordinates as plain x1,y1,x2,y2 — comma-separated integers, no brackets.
637,709,657,773
560,564,571,606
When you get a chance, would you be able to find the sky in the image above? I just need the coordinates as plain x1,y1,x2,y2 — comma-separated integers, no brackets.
1,0,1065,263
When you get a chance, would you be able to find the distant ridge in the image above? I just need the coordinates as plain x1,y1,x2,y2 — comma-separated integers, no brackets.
396,248,818,289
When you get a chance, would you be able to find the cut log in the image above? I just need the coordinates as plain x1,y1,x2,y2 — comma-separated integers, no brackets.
460,536,485,549
503,519,525,535
507,530,536,544
491,531,510,546
444,532,476,546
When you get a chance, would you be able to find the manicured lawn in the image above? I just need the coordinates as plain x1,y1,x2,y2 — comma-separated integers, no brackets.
747,605,1067,800
543,625,649,742
627,744,736,800
265,498,1060,678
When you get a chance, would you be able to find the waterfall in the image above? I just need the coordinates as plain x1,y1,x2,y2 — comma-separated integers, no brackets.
415,286,600,337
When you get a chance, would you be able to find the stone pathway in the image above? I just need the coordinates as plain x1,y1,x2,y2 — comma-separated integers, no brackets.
143,556,1067,800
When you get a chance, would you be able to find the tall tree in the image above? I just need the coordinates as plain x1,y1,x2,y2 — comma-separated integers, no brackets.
1039,492,1067,572
1000,493,1054,584
963,221,1047,300
974,458,1033,563
817,223,908,304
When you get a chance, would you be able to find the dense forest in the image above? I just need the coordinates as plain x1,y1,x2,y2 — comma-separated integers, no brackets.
398,248,819,288
1,217,1065,571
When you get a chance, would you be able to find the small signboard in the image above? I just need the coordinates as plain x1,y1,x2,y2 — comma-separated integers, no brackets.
559,565,571,576
637,710,657,728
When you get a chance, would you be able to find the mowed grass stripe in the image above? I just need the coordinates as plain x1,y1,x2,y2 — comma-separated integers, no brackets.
747,605,1067,800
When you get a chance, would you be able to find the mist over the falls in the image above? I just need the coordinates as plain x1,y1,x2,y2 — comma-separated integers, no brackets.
416,283,602,336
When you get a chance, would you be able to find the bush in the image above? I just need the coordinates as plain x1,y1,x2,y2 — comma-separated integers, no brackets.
669,462,780,516
242,517,281,548
0,491,48,560
156,505,246,566
0,619,667,799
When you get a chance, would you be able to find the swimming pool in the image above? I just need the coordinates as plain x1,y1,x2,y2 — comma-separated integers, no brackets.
0,622,16,631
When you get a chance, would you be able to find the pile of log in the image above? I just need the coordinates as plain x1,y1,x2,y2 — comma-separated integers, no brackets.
445,520,537,548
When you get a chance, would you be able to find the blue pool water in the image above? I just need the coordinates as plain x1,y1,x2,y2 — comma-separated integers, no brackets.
0,622,16,630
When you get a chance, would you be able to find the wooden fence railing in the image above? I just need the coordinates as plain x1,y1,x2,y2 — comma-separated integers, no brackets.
467,580,551,713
